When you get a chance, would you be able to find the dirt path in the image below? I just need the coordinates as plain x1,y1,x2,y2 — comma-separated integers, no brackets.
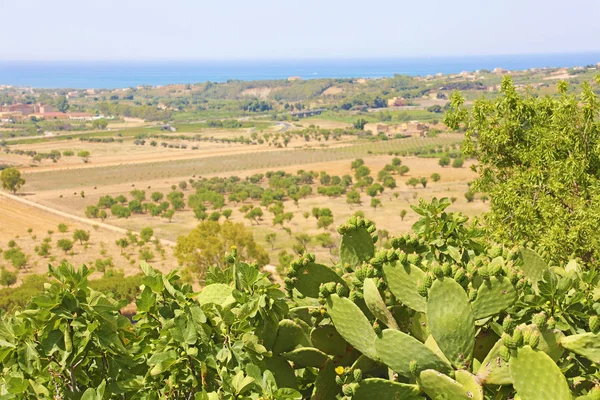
0,190,176,247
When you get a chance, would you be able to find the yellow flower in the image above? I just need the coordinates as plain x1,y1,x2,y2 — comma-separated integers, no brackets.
335,366,344,375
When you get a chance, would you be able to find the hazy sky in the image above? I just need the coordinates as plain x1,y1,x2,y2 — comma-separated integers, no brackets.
2,0,599,60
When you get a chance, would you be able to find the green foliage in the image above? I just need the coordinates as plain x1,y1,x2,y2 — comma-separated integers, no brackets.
0,167,25,193
446,75,600,265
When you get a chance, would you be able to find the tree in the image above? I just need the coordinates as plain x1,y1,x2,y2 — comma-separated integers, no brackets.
58,223,68,233
294,233,311,251
354,165,371,180
398,165,410,176
1,168,25,194
174,221,269,279
37,242,51,257
179,181,188,190
427,104,443,113
151,192,164,202
162,209,175,222
370,198,382,210
366,183,384,197
400,209,407,221
139,248,154,262
222,209,232,220
317,215,334,230
438,155,451,167
452,158,464,168
431,173,441,182
115,238,129,254
78,150,91,163
391,157,402,166
265,232,277,250
351,158,365,170
346,189,361,205
407,177,420,188
244,207,263,225
54,96,69,112
464,191,475,203
208,212,221,221
57,239,74,254
445,76,600,264
140,227,154,242
420,177,428,188
0,268,17,287
73,229,90,245
91,118,108,130
353,118,368,130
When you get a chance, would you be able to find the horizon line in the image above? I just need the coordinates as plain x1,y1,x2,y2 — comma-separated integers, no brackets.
2,50,600,63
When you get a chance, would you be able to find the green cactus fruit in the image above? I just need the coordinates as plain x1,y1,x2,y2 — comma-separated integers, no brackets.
528,332,540,349
468,288,478,302
532,312,547,330
335,375,343,386
423,272,433,288
442,263,453,277
454,268,466,283
375,329,452,378
509,346,571,400
471,276,517,320
366,266,376,278
409,360,419,377
519,248,548,291
513,328,524,346
407,254,420,264
282,347,329,368
373,321,382,335
314,360,341,400
590,316,600,333
432,264,444,278
499,345,511,362
310,325,347,356
363,278,399,329
502,333,516,349
382,260,427,313
417,281,428,298
418,369,474,400
560,332,600,363
340,225,375,268
342,384,354,396
522,328,532,344
336,283,349,297
351,379,421,400
355,267,366,280
325,294,378,360
547,317,556,329
427,278,475,369
273,319,311,354
503,315,514,333
488,246,503,258
353,369,363,382
476,339,512,386
478,266,490,280
294,262,346,298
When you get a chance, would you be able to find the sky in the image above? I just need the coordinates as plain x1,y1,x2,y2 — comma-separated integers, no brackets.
1,0,599,61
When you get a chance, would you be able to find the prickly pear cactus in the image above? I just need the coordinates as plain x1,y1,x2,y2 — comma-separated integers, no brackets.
418,369,474,400
310,325,348,357
282,347,329,368
519,248,548,289
426,278,475,369
325,294,378,360
363,278,398,329
381,260,427,313
338,217,376,269
509,346,571,400
560,332,600,363
352,378,422,400
471,275,517,319
374,329,452,377
272,319,310,354
288,254,345,298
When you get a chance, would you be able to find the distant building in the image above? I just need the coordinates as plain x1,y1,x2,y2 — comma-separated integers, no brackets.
1,103,35,115
287,76,302,81
493,67,507,75
68,112,95,121
34,103,54,114
66,91,79,99
32,112,69,120
387,97,407,107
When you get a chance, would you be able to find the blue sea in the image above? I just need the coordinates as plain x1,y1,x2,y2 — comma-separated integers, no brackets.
1,53,600,89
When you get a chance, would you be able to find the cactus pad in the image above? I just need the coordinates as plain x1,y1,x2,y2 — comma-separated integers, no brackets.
375,329,452,377
520,248,548,289
509,346,571,400
310,325,347,356
352,378,422,400
196,283,233,306
476,339,511,385
313,360,340,400
264,356,299,389
294,262,345,298
471,276,517,319
340,226,375,268
418,369,473,400
427,278,475,369
363,278,399,329
282,347,330,368
325,294,378,360
455,370,483,400
273,319,311,354
382,261,427,313
560,332,600,363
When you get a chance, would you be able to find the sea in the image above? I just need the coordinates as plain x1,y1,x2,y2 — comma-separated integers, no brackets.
1,53,600,89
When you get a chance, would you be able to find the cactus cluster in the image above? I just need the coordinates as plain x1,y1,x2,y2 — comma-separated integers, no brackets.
284,199,600,399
